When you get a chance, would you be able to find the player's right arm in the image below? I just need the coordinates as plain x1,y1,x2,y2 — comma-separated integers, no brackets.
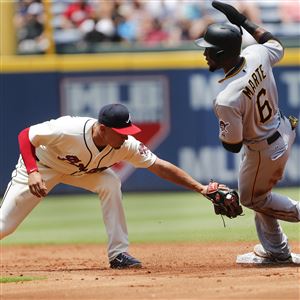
18,128,47,198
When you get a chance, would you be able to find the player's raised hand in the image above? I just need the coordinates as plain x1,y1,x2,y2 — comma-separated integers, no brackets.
212,1,246,26
28,171,47,198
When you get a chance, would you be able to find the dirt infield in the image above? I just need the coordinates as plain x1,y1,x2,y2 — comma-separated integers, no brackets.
1,241,299,300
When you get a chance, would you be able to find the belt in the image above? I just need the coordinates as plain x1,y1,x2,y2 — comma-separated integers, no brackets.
248,130,281,151
247,114,296,151
267,131,281,145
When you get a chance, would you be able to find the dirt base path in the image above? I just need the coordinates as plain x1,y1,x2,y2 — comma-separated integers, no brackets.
1,242,299,300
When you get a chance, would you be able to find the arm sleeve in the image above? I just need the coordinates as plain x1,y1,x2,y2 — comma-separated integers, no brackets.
18,128,38,174
28,118,64,147
222,141,243,153
215,104,243,145
262,40,284,66
123,137,157,168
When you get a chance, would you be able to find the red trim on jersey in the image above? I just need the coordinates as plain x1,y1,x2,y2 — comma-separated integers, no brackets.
18,128,38,174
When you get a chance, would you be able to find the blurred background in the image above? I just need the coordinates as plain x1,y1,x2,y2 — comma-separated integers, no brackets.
1,0,299,195
4,0,300,55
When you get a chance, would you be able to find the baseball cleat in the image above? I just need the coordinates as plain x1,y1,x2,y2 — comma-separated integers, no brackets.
236,252,300,264
253,244,294,263
110,252,142,269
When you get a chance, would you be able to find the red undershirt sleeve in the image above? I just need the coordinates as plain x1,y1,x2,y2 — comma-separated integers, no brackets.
18,127,38,174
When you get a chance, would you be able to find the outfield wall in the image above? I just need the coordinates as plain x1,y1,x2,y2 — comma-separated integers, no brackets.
1,50,299,194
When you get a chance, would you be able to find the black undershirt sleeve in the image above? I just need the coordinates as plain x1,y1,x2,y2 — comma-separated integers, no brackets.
258,32,280,44
222,141,243,153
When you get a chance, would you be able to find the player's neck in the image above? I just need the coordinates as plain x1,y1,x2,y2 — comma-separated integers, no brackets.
223,56,243,76
92,123,107,150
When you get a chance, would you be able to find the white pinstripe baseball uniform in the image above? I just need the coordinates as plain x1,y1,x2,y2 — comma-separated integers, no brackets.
1,116,157,260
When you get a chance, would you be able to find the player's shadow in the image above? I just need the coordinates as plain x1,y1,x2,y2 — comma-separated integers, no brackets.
239,264,299,269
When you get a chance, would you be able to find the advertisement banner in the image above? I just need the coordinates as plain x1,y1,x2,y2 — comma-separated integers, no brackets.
1,62,299,193
60,75,170,182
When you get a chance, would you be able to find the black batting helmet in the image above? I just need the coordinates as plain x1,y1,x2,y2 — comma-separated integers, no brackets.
195,23,242,58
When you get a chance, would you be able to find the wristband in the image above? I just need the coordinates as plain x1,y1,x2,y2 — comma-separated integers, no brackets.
258,32,276,44
28,167,39,174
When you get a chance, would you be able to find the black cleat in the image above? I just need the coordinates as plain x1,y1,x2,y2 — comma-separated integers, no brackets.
110,252,142,269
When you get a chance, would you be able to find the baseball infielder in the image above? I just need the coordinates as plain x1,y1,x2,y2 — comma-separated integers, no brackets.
1,103,225,269
195,1,300,263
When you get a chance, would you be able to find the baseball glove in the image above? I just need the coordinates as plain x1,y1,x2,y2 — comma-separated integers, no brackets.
204,181,243,219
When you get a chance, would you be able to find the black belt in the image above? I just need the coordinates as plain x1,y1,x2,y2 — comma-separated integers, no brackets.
267,131,281,145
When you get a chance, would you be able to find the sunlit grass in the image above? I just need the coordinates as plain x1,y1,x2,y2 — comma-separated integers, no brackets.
1,188,299,245
0,276,46,283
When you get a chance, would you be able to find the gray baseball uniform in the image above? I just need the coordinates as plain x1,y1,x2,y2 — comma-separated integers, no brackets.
214,39,299,259
0,116,157,260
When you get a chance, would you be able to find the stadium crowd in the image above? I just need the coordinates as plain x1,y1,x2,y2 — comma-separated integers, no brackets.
14,0,300,54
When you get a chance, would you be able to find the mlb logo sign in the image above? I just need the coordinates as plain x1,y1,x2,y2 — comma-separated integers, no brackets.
60,75,170,181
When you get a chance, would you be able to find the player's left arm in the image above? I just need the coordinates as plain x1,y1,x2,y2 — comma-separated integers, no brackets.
215,104,243,153
212,1,282,45
148,157,207,194
149,158,242,218
126,138,228,195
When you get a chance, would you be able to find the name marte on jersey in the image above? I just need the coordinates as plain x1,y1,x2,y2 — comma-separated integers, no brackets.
242,64,266,100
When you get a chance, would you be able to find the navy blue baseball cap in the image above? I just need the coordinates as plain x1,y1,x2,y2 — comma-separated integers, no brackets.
98,103,141,135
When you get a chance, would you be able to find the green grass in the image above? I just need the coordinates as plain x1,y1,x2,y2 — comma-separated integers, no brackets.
1,188,299,245
0,276,46,283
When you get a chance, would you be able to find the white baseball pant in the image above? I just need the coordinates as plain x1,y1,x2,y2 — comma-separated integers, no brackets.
0,156,129,261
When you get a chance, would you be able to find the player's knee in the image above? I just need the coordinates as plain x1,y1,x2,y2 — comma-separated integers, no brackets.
0,219,17,239
239,190,254,209
240,197,251,208
239,189,270,210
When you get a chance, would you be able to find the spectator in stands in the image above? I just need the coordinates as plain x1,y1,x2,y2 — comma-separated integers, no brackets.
279,1,300,23
80,12,122,44
15,0,299,54
177,1,213,41
139,17,169,47
61,0,94,29
16,1,48,54
14,0,36,29
116,0,151,43
78,1,122,45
